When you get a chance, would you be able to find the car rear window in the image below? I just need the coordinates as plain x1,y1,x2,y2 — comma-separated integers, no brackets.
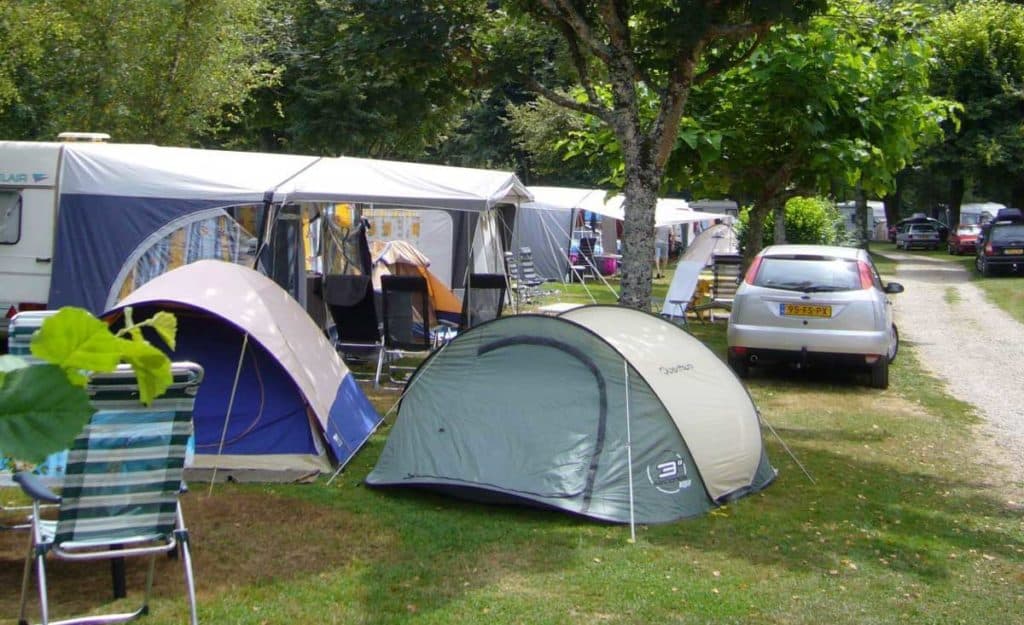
753,256,862,292
910,224,936,233
990,223,1024,243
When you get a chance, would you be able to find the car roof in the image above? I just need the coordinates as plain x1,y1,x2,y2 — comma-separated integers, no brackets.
759,244,864,261
908,223,936,229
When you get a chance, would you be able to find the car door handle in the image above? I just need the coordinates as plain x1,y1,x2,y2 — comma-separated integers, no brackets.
35,257,52,263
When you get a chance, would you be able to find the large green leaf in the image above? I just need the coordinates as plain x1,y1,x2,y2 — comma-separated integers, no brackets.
0,364,95,463
116,337,172,405
30,307,122,384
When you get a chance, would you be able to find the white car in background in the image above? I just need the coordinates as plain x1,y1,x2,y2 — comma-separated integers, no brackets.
726,245,903,389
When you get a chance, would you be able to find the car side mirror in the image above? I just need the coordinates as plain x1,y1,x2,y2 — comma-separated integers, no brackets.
884,282,904,294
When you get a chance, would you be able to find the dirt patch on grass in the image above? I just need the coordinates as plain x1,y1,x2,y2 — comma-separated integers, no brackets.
0,488,398,617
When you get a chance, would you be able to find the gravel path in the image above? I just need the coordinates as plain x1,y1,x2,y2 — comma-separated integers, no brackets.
885,251,1024,491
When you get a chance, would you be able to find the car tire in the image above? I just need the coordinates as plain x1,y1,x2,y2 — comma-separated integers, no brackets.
728,354,749,379
948,244,956,255
870,358,889,390
981,258,993,277
887,324,899,364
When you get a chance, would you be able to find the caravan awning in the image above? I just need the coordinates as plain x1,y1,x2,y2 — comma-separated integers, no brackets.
273,156,532,211
581,194,724,227
60,143,318,202
61,144,532,211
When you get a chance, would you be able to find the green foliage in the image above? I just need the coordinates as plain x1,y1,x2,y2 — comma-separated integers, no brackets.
0,364,95,464
0,307,176,465
738,196,842,249
0,0,271,143
925,0,1024,206
219,0,486,158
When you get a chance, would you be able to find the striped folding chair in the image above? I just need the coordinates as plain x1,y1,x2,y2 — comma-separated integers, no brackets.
13,362,204,625
5,311,69,482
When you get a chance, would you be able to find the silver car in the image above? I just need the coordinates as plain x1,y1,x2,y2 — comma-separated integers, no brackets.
896,223,940,250
726,245,903,389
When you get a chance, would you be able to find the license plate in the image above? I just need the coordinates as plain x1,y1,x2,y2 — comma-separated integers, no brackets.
1004,249,1023,255
781,303,832,318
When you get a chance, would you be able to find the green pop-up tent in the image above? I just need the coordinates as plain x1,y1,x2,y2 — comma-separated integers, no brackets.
366,305,775,524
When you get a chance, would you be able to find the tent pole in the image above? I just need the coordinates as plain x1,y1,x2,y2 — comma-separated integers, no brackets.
624,361,636,543
208,332,250,495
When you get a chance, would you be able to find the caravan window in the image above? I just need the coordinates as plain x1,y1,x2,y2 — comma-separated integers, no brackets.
0,191,21,244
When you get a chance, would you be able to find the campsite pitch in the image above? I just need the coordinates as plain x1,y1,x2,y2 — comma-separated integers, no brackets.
2,321,1021,625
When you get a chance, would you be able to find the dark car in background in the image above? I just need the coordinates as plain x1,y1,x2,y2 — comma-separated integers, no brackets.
976,209,1024,276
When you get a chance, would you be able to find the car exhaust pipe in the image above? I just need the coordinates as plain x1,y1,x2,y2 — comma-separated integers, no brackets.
750,354,758,363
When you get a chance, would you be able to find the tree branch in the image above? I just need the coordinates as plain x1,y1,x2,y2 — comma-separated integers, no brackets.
535,0,613,64
695,28,768,85
523,77,614,124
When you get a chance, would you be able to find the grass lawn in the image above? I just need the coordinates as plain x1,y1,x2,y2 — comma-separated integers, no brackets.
2,262,1022,625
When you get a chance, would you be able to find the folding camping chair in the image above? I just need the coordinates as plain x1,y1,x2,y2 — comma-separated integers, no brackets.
577,237,599,280
460,273,507,331
375,275,433,388
2,311,67,510
324,274,383,371
692,253,744,322
13,362,204,625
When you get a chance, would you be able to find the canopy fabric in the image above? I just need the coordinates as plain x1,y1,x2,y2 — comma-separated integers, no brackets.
561,306,763,500
660,223,740,316
587,196,725,227
60,142,318,201
274,155,532,211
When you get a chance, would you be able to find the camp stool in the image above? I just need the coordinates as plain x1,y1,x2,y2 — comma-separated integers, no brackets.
14,362,204,625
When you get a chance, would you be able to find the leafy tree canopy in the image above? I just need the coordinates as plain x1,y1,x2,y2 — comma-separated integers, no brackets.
0,0,270,144
926,0,1024,211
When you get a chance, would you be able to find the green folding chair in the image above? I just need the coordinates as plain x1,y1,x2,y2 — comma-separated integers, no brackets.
14,362,204,625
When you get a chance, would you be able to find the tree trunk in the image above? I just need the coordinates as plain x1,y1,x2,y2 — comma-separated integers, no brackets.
855,187,870,250
618,167,659,310
1012,181,1024,212
882,172,904,231
773,202,787,244
948,176,965,228
743,193,778,265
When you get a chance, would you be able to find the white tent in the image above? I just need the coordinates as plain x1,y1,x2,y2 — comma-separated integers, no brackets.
515,187,726,283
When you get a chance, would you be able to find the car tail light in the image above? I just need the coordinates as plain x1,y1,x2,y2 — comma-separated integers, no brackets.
857,261,874,290
864,354,881,364
729,346,748,356
985,242,994,255
743,256,763,284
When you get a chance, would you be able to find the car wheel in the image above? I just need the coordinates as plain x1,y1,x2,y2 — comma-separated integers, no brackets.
981,258,993,277
887,324,899,364
948,244,956,255
728,354,749,379
870,358,889,390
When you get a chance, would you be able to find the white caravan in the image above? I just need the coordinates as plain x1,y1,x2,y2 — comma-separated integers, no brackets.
0,142,66,348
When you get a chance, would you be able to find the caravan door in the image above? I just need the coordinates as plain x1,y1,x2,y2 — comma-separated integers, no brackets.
0,142,62,350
